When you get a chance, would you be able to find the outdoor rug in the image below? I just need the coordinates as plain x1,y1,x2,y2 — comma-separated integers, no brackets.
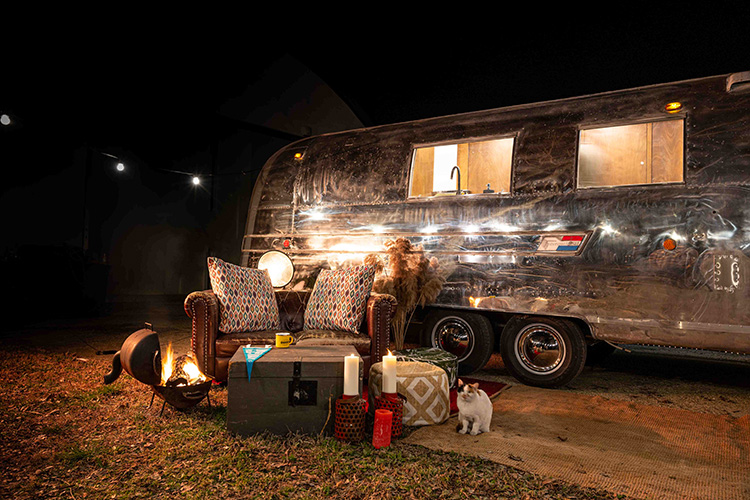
402,383,750,500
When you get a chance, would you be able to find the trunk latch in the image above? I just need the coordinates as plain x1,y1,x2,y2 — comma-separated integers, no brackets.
288,361,317,406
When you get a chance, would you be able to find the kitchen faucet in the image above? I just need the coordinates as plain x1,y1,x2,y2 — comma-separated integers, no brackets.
450,166,461,195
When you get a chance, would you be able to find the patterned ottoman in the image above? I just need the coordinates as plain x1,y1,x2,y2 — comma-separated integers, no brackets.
369,361,450,426
394,347,458,388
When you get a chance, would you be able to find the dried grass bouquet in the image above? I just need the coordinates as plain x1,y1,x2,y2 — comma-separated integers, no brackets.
365,237,444,350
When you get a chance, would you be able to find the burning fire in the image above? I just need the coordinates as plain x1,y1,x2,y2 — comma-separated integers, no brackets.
160,342,207,386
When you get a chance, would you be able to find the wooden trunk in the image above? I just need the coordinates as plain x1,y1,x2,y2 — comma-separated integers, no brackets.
227,345,362,436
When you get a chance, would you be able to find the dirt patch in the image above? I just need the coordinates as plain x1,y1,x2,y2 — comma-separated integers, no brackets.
404,384,750,500
476,349,750,417
402,348,750,500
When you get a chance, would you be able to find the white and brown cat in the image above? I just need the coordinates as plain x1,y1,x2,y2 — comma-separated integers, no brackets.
456,379,492,435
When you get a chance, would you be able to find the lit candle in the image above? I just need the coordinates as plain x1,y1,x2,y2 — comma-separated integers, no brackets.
343,354,359,396
382,350,397,394
372,409,392,449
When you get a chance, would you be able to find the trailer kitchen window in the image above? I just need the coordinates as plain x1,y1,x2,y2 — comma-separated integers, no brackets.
577,119,684,188
409,137,514,197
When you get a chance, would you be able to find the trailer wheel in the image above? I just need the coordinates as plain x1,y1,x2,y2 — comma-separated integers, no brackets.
421,310,493,375
500,316,586,388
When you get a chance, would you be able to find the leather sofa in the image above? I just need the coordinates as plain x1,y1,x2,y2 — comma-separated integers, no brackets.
184,288,396,383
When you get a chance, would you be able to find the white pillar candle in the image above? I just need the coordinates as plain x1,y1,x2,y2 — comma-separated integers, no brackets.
382,351,397,394
343,354,359,396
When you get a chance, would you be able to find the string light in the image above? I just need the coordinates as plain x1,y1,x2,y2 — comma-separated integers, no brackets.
93,148,266,189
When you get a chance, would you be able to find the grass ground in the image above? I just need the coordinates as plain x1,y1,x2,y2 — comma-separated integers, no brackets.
0,346,634,499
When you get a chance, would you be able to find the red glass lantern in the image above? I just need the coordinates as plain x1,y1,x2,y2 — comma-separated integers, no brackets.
334,395,366,442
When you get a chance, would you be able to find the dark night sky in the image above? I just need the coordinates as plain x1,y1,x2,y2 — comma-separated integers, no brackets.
2,7,748,215
6,5,750,146
1,6,749,304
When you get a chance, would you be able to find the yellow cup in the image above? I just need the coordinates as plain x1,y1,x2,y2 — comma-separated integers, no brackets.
275,332,294,348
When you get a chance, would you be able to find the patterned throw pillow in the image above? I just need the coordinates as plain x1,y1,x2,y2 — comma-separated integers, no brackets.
303,264,376,334
207,257,280,333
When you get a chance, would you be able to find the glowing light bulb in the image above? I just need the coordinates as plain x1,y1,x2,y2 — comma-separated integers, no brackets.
0,114,10,126
116,163,125,172
192,176,201,185
665,102,683,113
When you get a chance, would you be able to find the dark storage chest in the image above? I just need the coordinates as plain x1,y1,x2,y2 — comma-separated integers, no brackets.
227,345,362,436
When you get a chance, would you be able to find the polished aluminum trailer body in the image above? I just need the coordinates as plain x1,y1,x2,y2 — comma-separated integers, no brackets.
242,72,750,383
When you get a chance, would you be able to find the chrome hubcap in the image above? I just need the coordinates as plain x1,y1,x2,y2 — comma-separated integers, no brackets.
432,316,474,362
515,323,565,374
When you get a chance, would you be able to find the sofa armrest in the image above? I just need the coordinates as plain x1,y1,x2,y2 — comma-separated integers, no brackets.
184,290,220,379
365,292,397,366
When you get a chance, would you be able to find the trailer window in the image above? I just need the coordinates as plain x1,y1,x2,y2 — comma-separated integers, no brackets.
409,137,514,197
578,119,684,188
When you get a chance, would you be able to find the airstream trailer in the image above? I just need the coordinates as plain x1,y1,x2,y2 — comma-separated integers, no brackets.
241,71,750,388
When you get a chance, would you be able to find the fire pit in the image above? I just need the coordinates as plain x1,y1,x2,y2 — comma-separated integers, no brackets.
103,323,212,414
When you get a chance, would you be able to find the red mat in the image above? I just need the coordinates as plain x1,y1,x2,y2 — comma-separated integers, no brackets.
364,377,507,416
449,378,507,416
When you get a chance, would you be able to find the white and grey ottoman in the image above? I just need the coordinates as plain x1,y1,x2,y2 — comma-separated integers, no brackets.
369,360,450,426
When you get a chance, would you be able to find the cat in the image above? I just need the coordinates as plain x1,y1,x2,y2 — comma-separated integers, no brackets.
456,379,493,435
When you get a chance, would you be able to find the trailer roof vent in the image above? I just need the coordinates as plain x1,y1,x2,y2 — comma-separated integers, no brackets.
727,71,750,93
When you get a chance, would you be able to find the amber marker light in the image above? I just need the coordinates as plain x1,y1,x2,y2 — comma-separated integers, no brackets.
665,102,683,113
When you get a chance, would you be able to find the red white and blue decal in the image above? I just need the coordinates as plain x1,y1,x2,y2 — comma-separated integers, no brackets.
537,234,586,253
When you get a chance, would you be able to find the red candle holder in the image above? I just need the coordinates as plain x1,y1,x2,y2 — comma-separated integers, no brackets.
334,395,366,443
372,409,392,449
374,392,405,438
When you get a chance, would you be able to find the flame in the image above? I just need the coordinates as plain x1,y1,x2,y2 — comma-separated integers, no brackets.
182,361,206,386
161,342,175,385
160,342,207,386
469,296,481,307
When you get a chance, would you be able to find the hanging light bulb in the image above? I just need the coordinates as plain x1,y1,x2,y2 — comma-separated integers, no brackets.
116,162,125,172
192,176,201,185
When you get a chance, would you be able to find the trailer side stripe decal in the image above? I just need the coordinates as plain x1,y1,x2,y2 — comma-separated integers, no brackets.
537,234,587,253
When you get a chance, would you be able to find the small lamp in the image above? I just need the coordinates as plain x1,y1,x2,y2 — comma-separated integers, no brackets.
257,250,294,288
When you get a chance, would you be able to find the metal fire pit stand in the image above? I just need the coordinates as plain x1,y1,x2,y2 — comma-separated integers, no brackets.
147,379,214,416
101,322,215,417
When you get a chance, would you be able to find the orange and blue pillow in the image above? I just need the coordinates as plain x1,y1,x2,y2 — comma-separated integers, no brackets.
304,264,376,334
207,257,280,333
